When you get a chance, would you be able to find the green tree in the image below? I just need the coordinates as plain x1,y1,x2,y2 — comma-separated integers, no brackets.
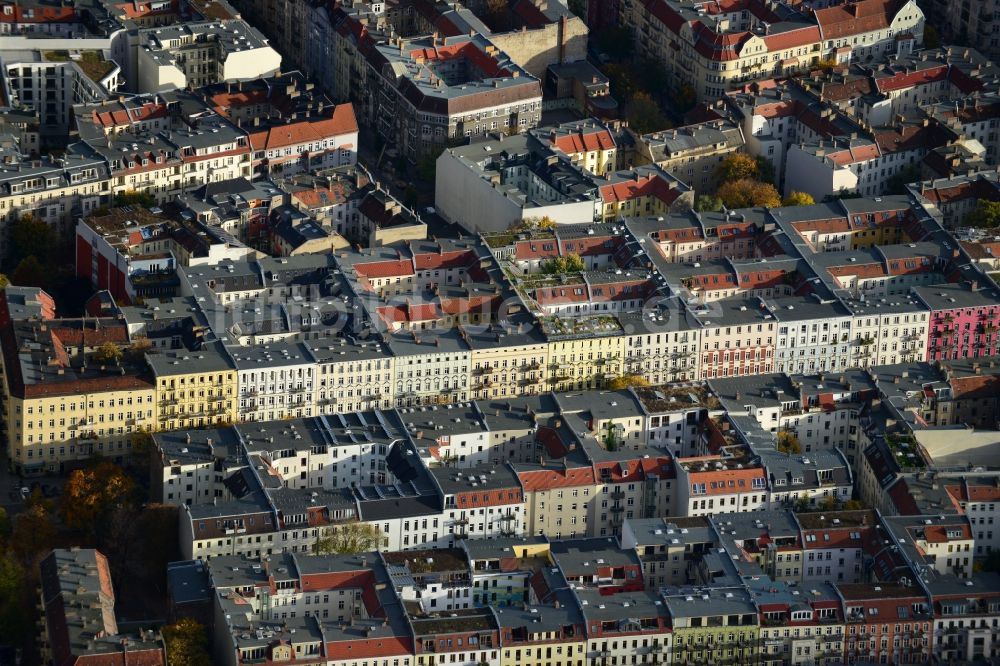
93,341,123,365
606,375,651,390
60,461,135,537
924,23,941,49
314,522,382,554
416,154,437,183
114,190,155,208
540,253,585,274
776,431,802,454
885,165,922,195
782,191,815,207
10,214,55,263
965,200,1000,228
626,92,670,135
755,156,776,184
595,27,634,60
10,255,46,288
0,553,29,642
695,194,724,212
717,179,782,209
716,154,759,183
162,618,212,666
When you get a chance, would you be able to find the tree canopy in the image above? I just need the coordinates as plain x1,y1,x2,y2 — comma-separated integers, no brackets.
10,215,56,263
782,191,815,207
93,342,123,365
606,375,651,390
717,178,782,209
314,522,382,554
540,253,585,274
60,461,135,537
695,195,724,212
163,618,213,666
776,431,802,455
965,200,1000,228
716,154,760,183
626,92,671,135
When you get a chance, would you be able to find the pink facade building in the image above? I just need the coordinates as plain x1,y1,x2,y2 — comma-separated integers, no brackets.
914,283,1000,362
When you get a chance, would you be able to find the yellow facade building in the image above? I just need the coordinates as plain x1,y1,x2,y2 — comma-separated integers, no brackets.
0,307,157,473
148,343,238,431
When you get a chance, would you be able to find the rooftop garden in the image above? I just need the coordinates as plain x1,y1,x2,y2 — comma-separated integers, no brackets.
885,432,926,469
43,51,117,84
539,314,622,339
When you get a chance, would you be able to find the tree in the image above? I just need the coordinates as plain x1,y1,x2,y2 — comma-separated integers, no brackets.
60,461,135,537
314,522,382,554
416,154,437,183
716,154,759,183
670,82,696,114
606,375,651,390
0,273,8,289
114,190,155,208
10,255,46,288
540,253,585,274
964,200,1000,228
816,59,838,72
843,499,866,510
755,156,776,184
10,504,54,564
776,431,802,454
537,216,557,230
595,27,634,60
93,341,123,365
627,92,670,135
125,337,152,362
924,23,941,49
162,618,213,666
10,214,55,264
782,191,815,207
0,553,29,642
695,195,724,212
717,179,782,209
885,165,921,195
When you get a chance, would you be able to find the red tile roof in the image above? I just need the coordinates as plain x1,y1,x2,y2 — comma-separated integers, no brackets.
518,466,596,492
814,0,899,41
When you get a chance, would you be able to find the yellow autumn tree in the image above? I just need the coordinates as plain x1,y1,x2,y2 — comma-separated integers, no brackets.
606,375,651,390
782,191,815,207
60,461,134,536
717,178,782,209
716,153,760,183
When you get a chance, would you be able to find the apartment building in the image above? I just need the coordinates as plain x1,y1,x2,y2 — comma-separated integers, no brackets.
0,301,158,473
133,20,281,92
624,0,924,102
916,282,1000,362
38,549,165,666
232,342,317,422
633,119,746,194
72,92,253,203
75,206,254,304
147,342,239,431
3,50,120,140
0,151,111,260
